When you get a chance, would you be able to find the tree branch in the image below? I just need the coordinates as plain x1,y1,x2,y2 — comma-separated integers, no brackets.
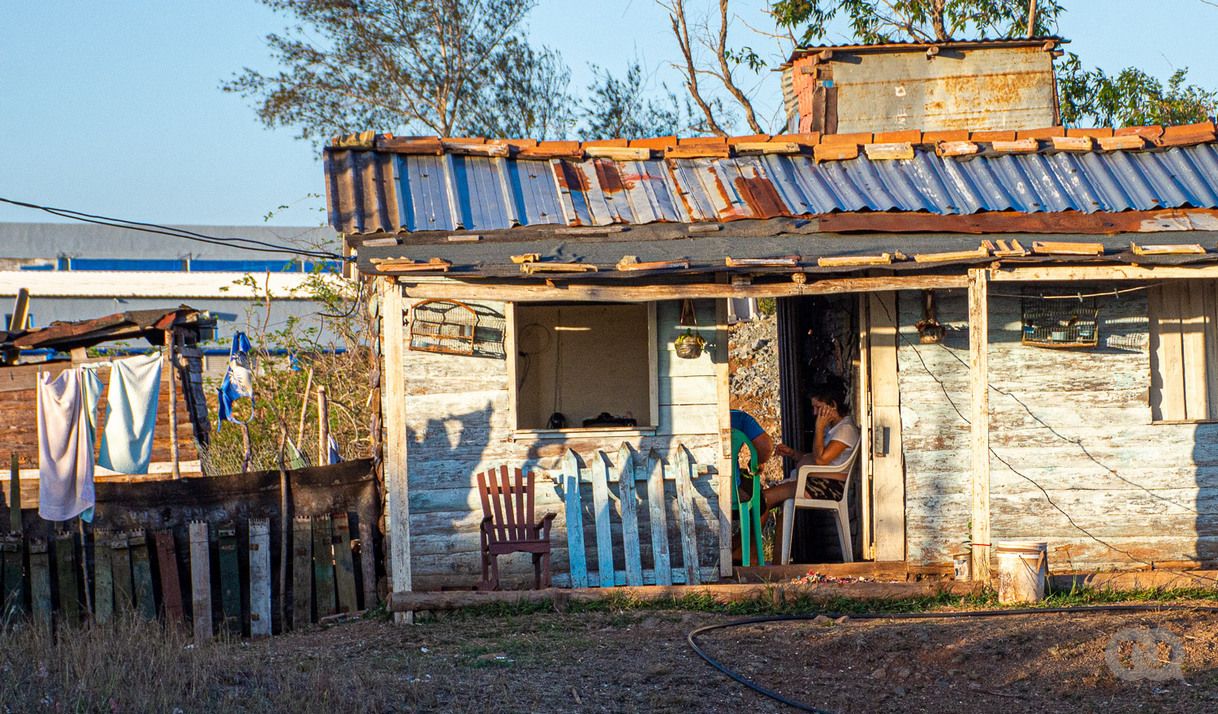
714,0,764,134
662,0,726,136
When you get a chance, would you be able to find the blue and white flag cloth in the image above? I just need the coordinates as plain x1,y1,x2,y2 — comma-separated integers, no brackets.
217,332,254,430
327,434,343,464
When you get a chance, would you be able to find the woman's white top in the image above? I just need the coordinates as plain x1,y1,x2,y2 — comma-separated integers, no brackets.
823,416,860,467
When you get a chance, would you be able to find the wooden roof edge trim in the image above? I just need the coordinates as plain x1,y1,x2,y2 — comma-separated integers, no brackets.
326,119,1218,159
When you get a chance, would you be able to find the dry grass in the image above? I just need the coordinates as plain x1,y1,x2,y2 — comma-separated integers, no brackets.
0,614,406,713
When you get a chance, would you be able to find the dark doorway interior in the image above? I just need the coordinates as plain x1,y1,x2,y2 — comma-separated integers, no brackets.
776,295,862,563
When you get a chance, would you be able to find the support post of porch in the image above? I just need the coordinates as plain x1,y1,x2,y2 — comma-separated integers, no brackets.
967,269,991,583
380,278,413,622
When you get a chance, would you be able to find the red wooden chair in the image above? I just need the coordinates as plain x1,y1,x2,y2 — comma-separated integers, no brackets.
476,465,557,591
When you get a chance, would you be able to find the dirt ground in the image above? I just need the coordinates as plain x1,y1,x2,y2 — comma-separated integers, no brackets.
6,603,1218,712
250,605,1217,713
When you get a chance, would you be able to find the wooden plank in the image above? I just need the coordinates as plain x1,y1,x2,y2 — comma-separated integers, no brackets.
53,531,79,625
380,281,412,617
1181,281,1209,420
92,532,113,624
816,253,894,268
312,514,337,618
8,453,20,535
561,450,588,588
714,294,733,578
291,516,313,627
1151,284,1187,421
130,531,156,620
673,445,701,585
217,522,241,633
615,443,644,586
29,538,51,629
1202,282,1218,419
333,513,358,613
248,518,272,638
358,519,377,609
399,274,971,302
912,247,988,263
590,452,615,588
646,449,672,585
857,295,873,560
2,534,25,616
869,292,906,562
188,522,212,641
111,532,133,614
968,269,991,583
154,529,184,624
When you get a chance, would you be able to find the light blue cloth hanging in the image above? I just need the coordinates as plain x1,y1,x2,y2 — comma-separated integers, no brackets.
217,332,254,430
97,351,163,475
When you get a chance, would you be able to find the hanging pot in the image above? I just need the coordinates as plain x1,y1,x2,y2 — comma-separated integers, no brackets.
674,329,705,359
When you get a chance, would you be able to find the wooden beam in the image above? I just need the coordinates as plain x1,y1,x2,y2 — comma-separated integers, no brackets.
992,265,1218,281
379,278,413,622
868,292,905,562
967,269,991,583
714,296,733,577
399,274,969,302
816,207,1218,234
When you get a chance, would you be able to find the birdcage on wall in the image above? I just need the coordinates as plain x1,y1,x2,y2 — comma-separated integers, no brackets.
408,299,506,359
1020,295,1101,348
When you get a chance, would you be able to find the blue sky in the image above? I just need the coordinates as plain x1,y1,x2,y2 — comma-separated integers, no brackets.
1,0,1215,228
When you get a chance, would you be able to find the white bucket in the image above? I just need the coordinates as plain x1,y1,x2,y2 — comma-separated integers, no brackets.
995,541,1048,604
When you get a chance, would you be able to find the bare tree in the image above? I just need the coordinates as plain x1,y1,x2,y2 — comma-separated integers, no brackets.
223,0,573,141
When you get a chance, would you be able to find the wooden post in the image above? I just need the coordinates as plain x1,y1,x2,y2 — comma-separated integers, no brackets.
296,367,314,447
165,330,181,479
188,521,212,642
713,297,733,577
380,279,412,622
317,386,330,465
8,454,19,534
240,423,253,473
248,519,272,638
869,292,906,562
968,269,991,583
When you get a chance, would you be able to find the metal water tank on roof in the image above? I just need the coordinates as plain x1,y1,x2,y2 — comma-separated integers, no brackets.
781,38,1064,134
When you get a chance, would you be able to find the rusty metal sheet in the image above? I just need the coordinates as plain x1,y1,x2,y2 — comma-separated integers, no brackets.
827,46,1057,133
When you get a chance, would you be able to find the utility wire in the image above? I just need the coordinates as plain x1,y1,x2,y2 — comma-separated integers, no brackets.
0,196,346,261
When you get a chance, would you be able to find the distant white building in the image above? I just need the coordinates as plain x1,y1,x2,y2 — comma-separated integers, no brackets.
0,222,345,370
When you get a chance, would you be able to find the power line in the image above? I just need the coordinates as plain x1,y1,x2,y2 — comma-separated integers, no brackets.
0,196,347,261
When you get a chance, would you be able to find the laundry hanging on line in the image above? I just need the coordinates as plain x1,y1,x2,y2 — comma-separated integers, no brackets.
218,332,254,429
96,351,163,475
37,367,96,522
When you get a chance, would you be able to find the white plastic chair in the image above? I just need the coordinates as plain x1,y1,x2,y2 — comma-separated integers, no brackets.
780,445,861,565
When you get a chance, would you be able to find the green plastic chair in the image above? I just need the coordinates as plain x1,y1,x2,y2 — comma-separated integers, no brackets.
731,429,765,567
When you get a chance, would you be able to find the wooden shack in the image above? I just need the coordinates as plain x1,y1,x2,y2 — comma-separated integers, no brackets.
324,120,1218,593
1,307,215,479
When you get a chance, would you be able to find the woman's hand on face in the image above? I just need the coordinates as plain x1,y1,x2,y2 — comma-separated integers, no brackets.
814,402,840,423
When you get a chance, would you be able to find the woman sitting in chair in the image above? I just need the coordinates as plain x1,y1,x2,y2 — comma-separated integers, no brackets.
764,378,859,513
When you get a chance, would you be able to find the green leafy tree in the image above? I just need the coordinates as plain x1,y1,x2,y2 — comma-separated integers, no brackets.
1057,55,1218,127
223,0,573,141
770,0,1063,45
579,62,716,139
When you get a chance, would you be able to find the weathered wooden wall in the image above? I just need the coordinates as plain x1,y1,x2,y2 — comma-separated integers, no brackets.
0,354,203,471
400,298,725,591
898,286,1218,571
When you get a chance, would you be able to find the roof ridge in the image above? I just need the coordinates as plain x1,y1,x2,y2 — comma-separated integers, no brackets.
329,119,1218,161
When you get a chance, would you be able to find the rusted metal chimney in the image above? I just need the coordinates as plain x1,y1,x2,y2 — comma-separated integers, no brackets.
781,38,1065,134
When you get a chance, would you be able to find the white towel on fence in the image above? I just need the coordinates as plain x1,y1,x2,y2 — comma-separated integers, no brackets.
37,368,96,522
97,351,163,474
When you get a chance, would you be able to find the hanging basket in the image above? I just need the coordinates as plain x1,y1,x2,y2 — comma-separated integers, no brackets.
674,329,705,359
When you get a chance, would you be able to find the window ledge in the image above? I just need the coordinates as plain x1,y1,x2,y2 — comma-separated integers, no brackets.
512,426,657,441
1152,418,1218,425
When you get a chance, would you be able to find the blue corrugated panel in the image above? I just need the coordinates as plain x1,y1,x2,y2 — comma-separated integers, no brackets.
327,143,1218,234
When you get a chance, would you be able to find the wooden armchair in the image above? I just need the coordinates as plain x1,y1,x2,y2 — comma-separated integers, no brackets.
476,465,557,591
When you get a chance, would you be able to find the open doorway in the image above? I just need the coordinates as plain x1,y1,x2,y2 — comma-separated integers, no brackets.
727,295,867,566
775,295,866,564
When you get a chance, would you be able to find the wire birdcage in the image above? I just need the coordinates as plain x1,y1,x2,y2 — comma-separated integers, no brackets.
408,299,506,359
1021,295,1100,348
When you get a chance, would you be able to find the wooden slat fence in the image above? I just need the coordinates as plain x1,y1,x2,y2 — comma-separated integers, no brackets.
553,442,717,588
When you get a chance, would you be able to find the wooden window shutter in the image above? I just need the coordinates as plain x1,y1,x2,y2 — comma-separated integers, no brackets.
1149,281,1218,421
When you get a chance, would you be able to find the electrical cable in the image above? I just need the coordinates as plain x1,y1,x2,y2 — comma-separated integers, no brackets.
689,603,1218,712
0,196,347,261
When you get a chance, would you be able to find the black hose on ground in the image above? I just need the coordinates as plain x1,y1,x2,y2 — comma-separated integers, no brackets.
687,603,1218,713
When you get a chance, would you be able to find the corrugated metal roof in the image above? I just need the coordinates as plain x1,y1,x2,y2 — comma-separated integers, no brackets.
324,126,1218,237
